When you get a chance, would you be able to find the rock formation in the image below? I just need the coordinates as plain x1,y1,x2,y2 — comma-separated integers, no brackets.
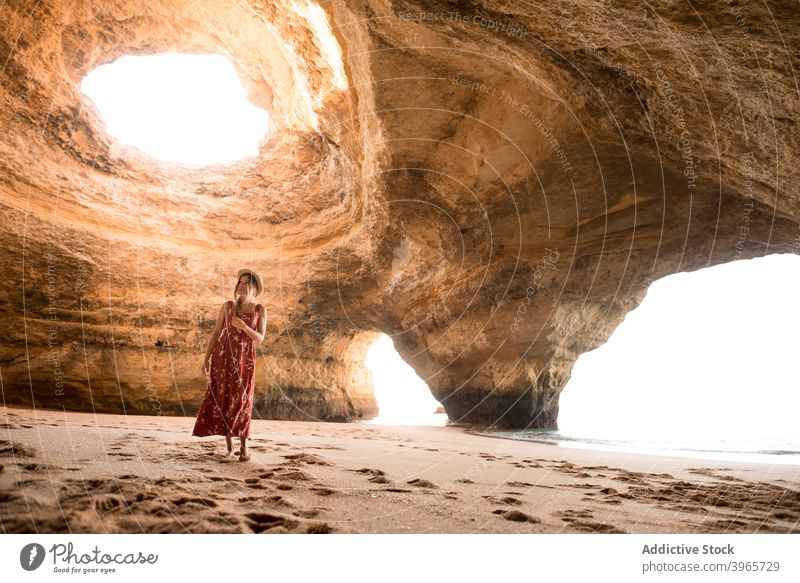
1,0,798,427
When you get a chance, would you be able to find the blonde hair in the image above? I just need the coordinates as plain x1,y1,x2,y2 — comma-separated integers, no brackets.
233,272,259,313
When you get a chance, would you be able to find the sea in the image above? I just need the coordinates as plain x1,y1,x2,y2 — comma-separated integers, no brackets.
363,412,800,465
467,428,800,466
364,413,800,465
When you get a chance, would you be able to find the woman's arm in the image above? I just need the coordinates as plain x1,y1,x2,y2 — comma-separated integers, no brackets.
234,305,266,344
256,304,267,344
203,302,227,361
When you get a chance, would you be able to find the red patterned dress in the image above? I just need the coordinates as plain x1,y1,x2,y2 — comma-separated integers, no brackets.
193,300,261,439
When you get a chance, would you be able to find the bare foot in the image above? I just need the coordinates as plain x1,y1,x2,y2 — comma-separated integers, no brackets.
223,449,234,459
225,433,233,456
239,449,250,462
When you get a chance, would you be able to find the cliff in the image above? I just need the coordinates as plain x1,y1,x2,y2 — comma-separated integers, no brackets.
1,0,798,427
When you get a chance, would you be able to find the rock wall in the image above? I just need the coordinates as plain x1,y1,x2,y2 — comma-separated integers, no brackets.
1,0,798,427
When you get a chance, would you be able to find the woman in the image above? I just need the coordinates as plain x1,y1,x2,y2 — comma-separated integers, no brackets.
192,269,267,461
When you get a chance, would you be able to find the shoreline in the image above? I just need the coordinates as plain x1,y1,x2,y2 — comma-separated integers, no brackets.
2,405,798,533
467,429,800,467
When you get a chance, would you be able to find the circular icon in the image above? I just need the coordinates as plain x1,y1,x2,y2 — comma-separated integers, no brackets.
20,543,46,571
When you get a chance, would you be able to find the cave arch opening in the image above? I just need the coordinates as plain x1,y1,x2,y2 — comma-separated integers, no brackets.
80,53,270,167
557,253,800,461
364,334,447,426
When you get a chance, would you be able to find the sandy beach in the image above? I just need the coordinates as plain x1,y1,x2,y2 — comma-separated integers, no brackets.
1,405,798,534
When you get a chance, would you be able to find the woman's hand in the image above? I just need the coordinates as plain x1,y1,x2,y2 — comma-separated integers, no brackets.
202,358,210,377
231,315,248,331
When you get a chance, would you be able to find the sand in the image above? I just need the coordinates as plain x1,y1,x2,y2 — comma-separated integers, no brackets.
1,405,798,534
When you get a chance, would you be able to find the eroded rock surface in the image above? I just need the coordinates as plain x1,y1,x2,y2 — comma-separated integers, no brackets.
1,0,798,427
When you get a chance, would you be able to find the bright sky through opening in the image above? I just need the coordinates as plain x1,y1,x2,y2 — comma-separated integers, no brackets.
365,335,445,426
559,253,800,443
80,53,270,167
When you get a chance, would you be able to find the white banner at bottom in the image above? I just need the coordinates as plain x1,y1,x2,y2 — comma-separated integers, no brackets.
1,534,797,582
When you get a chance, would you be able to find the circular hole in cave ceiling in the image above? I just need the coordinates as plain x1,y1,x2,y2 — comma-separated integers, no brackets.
80,53,271,168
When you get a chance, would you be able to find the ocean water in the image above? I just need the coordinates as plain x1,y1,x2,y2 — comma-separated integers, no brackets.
362,413,800,466
469,428,800,466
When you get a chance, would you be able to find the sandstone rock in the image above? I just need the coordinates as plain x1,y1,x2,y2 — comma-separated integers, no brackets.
1,0,798,427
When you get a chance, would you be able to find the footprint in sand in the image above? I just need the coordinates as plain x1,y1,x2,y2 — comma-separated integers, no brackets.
244,511,299,533
93,494,127,512
508,460,544,468
591,486,628,505
244,478,270,490
306,523,335,534
701,518,749,532
349,468,392,484
309,487,336,496
406,478,437,489
565,482,602,490
293,507,325,518
553,463,596,479
171,496,219,508
0,440,37,457
281,452,331,466
571,521,626,533
555,508,592,521
350,467,386,477
554,508,625,533
504,480,534,488
483,495,522,506
612,471,650,485
491,509,540,523
272,468,313,482
265,494,295,508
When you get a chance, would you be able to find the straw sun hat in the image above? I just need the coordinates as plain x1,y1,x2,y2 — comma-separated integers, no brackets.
237,268,263,297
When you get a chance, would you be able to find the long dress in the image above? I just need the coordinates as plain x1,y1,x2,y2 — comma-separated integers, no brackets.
192,300,261,439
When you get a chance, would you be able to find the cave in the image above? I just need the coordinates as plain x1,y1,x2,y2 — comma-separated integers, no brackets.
2,0,799,430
